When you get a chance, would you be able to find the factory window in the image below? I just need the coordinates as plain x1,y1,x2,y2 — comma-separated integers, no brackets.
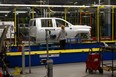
41,19,53,27
56,19,68,27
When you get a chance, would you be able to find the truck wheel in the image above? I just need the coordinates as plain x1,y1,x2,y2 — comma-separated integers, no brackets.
99,67,103,74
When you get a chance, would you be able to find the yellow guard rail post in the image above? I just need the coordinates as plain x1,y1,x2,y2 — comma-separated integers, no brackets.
97,6,100,42
112,6,114,41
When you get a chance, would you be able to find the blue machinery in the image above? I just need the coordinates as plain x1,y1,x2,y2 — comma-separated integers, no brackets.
5,38,116,68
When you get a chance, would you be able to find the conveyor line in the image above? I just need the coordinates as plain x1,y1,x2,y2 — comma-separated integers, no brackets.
7,48,100,56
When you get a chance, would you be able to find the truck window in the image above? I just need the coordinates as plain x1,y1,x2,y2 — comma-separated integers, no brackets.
25,24,29,27
56,19,69,27
41,19,53,27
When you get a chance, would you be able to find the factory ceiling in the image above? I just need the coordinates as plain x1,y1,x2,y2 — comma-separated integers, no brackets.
0,0,115,20
1,0,115,5
0,0,115,12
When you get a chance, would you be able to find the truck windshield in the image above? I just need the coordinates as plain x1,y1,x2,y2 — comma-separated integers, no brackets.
56,19,69,27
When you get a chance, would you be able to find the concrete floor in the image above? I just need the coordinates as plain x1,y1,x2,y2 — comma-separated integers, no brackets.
8,61,116,77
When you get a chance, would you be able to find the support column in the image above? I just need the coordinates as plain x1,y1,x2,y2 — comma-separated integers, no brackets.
64,8,67,20
22,45,25,74
112,7,114,40
14,7,17,45
31,7,34,18
97,7,100,42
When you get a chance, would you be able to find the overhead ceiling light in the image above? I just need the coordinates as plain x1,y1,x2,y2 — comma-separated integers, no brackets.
0,11,10,13
13,11,27,13
74,2,78,5
5,14,7,16
0,11,28,13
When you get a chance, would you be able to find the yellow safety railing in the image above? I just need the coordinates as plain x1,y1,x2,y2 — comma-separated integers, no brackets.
112,6,114,40
97,6,100,42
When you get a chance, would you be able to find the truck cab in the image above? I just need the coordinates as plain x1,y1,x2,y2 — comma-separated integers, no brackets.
29,17,91,43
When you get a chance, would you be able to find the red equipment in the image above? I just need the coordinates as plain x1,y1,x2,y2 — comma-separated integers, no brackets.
0,70,2,77
86,52,103,74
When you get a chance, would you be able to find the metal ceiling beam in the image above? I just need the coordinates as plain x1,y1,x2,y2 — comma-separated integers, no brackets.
0,4,91,8
0,4,115,8
93,5,116,7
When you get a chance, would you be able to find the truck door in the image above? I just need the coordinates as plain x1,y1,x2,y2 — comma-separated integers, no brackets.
55,19,75,38
29,20,37,41
40,19,56,42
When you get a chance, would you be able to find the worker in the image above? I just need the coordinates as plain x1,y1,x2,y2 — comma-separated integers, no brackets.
57,25,67,49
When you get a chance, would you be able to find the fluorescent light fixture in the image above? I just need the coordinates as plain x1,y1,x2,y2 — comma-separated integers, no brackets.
0,11,36,13
0,11,28,13
13,11,27,13
0,11,10,13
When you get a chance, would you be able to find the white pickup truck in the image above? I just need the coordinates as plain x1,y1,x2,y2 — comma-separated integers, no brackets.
29,17,91,43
